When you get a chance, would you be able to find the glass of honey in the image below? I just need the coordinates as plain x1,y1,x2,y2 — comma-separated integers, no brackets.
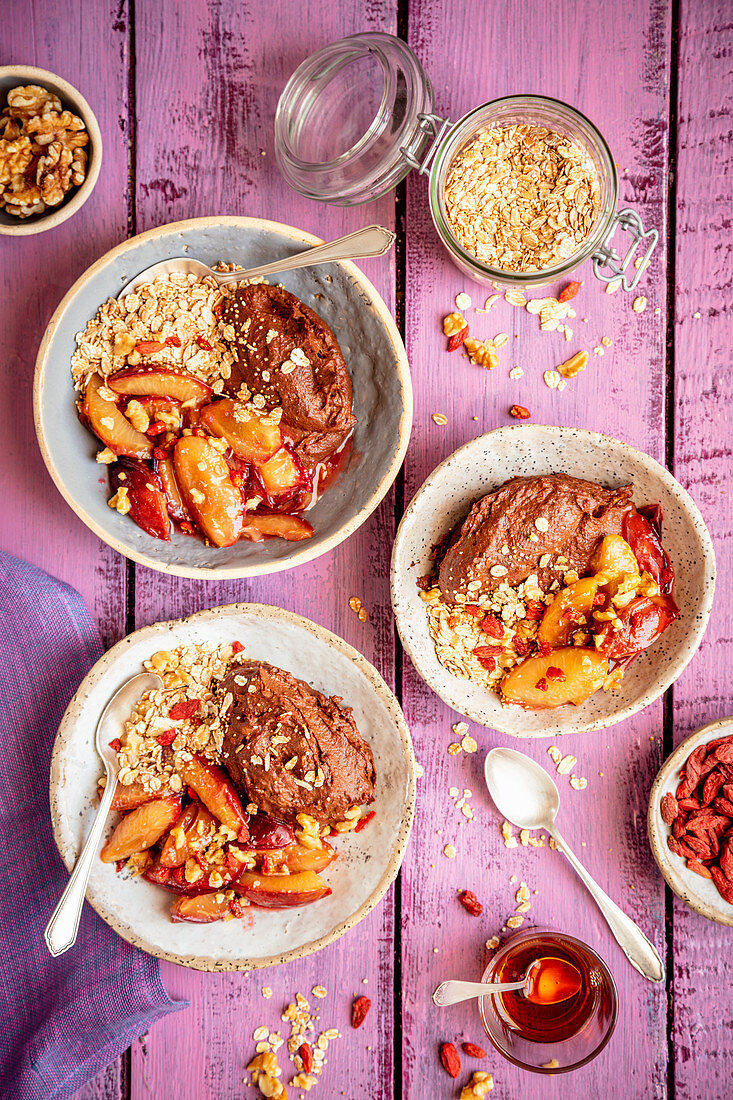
478,928,617,1073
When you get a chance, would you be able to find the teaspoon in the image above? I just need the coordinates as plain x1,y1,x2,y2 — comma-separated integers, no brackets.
433,956,581,1007
117,224,395,300
44,672,164,956
484,747,665,983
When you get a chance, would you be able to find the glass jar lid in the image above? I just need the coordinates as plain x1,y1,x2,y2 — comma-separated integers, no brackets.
274,32,437,206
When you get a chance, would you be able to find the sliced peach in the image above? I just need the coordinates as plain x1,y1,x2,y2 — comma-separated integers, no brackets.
100,795,181,862
500,647,608,710
107,366,212,407
278,841,337,875
240,513,313,542
199,398,281,464
159,801,199,868
179,754,248,836
173,435,243,546
537,577,598,648
258,448,307,497
170,892,231,923
235,869,332,908
108,779,160,812
110,459,171,540
153,455,191,524
83,374,152,459
592,534,640,592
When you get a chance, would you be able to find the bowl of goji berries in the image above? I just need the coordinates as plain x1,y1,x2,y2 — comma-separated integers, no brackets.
648,716,733,925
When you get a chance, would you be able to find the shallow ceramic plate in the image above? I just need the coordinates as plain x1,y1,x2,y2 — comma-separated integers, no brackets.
34,216,412,578
648,716,733,926
391,425,716,736
50,604,416,970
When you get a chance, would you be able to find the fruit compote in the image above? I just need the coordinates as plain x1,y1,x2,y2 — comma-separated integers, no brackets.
478,929,617,1073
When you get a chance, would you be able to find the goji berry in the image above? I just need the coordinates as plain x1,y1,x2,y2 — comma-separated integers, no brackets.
147,421,167,436
535,639,552,657
355,810,376,833
135,340,164,354
299,1044,314,1073
447,325,469,351
459,890,483,916
481,614,504,638
477,656,496,671
440,1042,461,1078
108,738,122,752
196,335,213,350
231,640,245,654
463,604,484,618
165,335,181,347
509,404,531,420
473,645,504,658
462,1042,486,1058
535,677,549,691
169,698,200,720
546,666,566,682
514,637,532,657
558,280,581,302
351,995,371,1028
155,729,177,746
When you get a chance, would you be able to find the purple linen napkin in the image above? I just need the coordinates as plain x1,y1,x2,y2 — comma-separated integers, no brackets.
0,551,184,1100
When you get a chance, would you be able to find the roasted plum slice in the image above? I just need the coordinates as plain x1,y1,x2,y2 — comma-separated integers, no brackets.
82,374,152,459
143,855,233,896
235,869,332,908
199,398,281,464
597,594,679,660
623,508,675,593
537,577,598,648
107,366,212,407
109,459,171,540
242,812,294,850
501,648,608,710
173,435,244,546
170,892,233,923
276,841,337,875
240,514,313,542
153,454,191,525
100,795,182,862
591,534,639,589
159,801,199,868
257,447,309,499
107,778,162,812
178,754,248,837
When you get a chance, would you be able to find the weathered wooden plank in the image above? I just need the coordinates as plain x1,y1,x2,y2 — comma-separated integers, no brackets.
670,3,733,1098
0,1,130,652
403,1,672,1096
130,1,399,1096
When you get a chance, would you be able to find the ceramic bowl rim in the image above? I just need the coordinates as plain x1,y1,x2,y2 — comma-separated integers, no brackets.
49,602,417,970
0,65,102,236
647,715,733,926
33,215,412,578
391,424,716,735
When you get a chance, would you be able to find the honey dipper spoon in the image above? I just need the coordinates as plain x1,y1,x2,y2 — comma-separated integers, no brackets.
483,747,665,983
44,672,163,957
117,224,395,300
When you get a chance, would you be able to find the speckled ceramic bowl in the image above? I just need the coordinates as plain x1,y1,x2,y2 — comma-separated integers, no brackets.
391,425,716,736
49,603,416,970
648,716,733,926
34,217,412,578
0,65,102,235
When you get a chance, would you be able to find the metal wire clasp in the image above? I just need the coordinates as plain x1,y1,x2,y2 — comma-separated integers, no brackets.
399,112,452,175
592,208,658,292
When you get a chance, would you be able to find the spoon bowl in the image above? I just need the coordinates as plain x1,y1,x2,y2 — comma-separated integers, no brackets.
484,747,560,831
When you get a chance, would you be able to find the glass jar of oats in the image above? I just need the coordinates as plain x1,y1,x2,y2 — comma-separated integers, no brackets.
275,33,656,290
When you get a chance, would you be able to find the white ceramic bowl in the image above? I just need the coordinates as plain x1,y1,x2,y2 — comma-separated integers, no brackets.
648,716,733,926
0,65,102,235
391,425,716,736
49,603,416,970
34,217,412,578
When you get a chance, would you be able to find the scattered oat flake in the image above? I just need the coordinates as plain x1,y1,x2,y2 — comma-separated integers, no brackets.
543,370,561,389
606,277,622,293
547,745,562,764
570,775,588,790
556,754,577,775
262,986,273,998
432,413,448,425
509,366,524,379
448,743,461,756
481,294,500,311
601,335,612,347
506,915,524,928
455,292,472,311
633,295,647,313
444,844,457,859
461,734,478,754
693,310,701,318
311,985,327,999
493,333,509,348
486,935,500,950
593,346,605,356
452,721,469,736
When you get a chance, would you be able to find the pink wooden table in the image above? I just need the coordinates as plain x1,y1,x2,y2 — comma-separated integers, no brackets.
3,1,731,1097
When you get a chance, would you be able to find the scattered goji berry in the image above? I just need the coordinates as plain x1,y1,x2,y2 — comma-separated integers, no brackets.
135,340,164,354
155,728,177,746
481,614,504,638
524,600,544,621
459,890,483,916
546,666,566,682
440,1042,461,1078
355,810,376,833
462,1043,486,1058
535,677,549,691
169,698,200,720
352,995,371,1028
153,445,169,460
514,637,532,657
165,335,182,347
558,280,581,302
147,420,167,436
473,645,504,658
299,1044,314,1073
535,639,552,657
592,592,606,606
509,404,531,420
108,738,122,752
477,656,496,671
447,325,469,351
231,640,245,654
229,895,247,918
463,604,484,618
195,335,213,350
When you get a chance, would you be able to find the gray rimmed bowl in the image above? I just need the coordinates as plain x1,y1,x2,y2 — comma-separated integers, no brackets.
34,216,412,578
0,65,102,235
648,716,733,926
391,425,716,736
49,603,417,971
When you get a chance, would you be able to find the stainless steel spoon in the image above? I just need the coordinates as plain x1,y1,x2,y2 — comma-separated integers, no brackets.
433,957,581,1006
484,747,665,983
44,672,164,957
117,224,395,300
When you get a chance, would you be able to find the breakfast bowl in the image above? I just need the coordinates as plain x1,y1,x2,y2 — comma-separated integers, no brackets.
391,425,715,736
648,716,733,926
49,603,416,970
0,65,102,236
34,216,412,578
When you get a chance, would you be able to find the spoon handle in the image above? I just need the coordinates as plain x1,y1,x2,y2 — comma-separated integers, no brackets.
432,978,526,1006
44,765,118,957
215,225,396,283
550,826,665,983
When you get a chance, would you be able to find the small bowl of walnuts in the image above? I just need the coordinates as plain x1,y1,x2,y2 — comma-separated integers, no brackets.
0,65,102,235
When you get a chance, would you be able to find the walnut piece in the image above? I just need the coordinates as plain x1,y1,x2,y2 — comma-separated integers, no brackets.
5,84,61,118
460,1071,494,1099
0,135,33,185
